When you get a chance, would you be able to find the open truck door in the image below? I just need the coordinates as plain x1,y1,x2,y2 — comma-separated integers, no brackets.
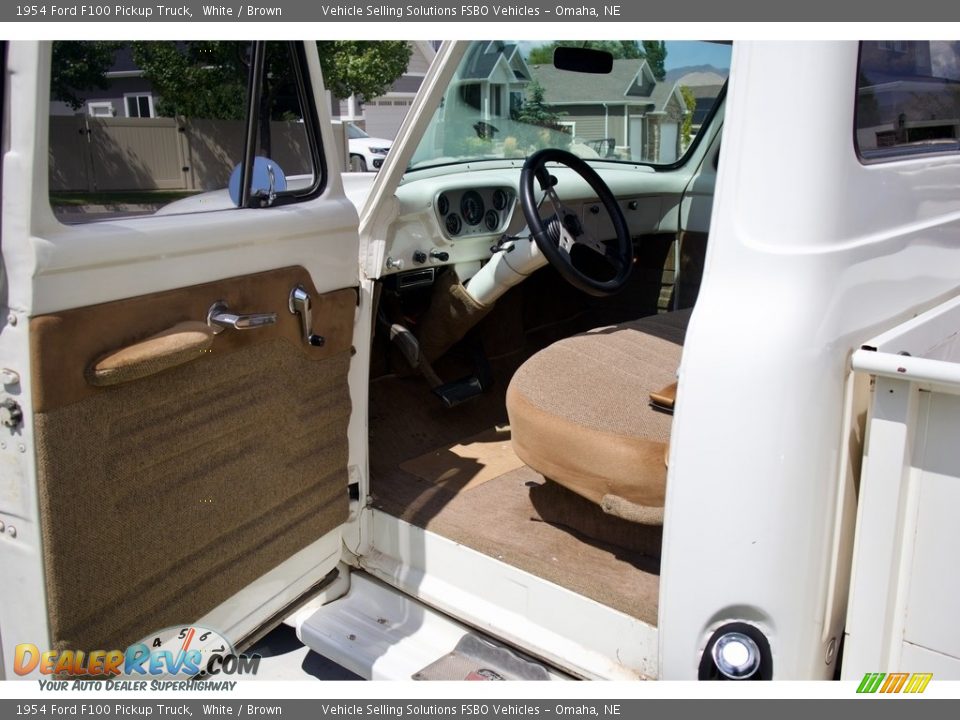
0,41,365,673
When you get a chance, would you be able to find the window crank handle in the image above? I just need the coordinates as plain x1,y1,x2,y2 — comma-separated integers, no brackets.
289,285,326,347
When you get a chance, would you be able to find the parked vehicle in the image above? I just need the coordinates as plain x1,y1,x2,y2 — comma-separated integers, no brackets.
2,38,960,682
345,121,392,172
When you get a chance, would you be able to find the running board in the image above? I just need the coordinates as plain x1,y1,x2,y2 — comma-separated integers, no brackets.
296,572,565,680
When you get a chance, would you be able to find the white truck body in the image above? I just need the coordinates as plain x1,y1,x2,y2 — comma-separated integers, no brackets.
1,38,959,682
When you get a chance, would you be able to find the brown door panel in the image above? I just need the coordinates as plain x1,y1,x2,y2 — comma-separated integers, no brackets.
30,267,355,652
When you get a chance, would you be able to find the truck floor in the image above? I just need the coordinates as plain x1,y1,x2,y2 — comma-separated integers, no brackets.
368,367,661,626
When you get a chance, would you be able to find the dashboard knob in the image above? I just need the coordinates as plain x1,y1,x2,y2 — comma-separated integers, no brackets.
429,250,450,262
385,256,404,271
413,251,427,265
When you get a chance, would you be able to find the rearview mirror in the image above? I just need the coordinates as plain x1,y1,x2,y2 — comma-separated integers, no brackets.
553,46,614,74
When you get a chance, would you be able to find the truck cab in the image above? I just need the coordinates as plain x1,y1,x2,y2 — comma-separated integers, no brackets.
2,39,959,682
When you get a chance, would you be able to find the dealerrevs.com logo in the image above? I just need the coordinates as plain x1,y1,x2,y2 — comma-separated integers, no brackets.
856,672,933,694
14,625,260,682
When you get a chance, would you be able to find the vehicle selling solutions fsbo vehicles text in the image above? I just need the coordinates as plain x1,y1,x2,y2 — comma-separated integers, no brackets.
319,4,544,17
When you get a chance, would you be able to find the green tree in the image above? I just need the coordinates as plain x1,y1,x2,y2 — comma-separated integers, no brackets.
527,41,642,65
315,41,412,102
680,85,697,147
513,80,562,127
507,80,571,151
131,41,253,120
131,41,412,119
131,41,411,157
641,41,668,81
51,41,123,110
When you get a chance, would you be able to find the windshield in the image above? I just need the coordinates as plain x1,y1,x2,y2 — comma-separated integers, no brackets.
408,41,730,173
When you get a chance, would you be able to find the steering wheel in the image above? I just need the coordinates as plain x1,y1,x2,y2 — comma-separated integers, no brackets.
520,148,633,297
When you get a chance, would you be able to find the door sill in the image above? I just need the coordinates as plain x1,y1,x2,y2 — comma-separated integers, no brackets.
297,571,569,680
360,509,658,680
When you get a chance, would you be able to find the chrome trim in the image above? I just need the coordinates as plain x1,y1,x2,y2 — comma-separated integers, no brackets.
206,301,277,334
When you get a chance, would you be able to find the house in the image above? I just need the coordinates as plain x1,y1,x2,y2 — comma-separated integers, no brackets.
530,58,689,164
451,42,534,124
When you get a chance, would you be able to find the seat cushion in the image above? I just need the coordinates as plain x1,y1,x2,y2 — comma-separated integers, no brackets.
507,309,692,515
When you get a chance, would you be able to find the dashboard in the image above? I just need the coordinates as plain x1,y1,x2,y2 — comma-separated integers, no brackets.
380,165,687,282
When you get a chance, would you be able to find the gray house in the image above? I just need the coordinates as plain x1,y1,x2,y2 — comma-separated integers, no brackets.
531,58,689,163
452,42,534,124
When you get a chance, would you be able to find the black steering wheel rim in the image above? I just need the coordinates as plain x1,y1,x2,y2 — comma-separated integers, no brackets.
520,148,633,297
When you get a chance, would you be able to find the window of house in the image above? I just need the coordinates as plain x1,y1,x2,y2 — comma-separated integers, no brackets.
124,93,154,118
49,41,323,223
856,41,960,161
490,86,502,117
87,101,114,117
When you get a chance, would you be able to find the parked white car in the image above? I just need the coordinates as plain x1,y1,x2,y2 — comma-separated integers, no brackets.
345,121,392,172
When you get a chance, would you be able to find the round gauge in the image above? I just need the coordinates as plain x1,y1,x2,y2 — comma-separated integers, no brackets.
460,190,484,226
484,209,500,232
437,193,449,216
492,189,511,211
445,213,462,236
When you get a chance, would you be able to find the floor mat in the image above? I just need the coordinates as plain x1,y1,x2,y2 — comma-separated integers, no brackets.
370,359,661,625
399,425,522,492
412,634,552,681
372,463,660,624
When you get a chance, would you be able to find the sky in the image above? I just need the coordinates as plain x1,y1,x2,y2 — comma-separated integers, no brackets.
664,40,731,70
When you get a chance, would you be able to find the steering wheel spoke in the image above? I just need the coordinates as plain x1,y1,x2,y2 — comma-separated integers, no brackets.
520,149,633,297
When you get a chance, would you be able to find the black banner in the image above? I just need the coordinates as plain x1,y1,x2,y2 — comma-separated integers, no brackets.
2,0,958,22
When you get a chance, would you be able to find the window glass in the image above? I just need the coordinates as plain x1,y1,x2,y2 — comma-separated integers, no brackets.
407,40,730,174
856,41,960,161
346,123,368,139
48,41,320,223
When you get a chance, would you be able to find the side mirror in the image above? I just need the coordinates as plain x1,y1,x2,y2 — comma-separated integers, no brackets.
553,46,614,74
228,156,288,207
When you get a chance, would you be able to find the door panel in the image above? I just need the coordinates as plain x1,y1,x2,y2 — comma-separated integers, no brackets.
0,41,364,665
31,269,354,651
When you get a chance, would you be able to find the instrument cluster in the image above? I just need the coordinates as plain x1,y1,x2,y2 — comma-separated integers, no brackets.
435,187,515,240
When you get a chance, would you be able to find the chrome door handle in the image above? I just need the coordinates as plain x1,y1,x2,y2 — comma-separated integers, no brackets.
289,285,325,347
206,301,277,334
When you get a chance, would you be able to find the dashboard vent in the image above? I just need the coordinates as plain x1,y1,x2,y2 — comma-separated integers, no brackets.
397,268,436,290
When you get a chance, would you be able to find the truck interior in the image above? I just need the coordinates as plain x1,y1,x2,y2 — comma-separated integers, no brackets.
366,40,727,626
